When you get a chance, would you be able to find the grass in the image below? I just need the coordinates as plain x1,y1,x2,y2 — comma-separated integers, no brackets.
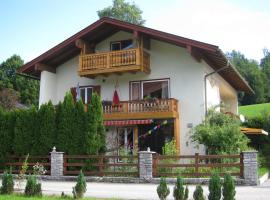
0,194,119,200
258,167,269,177
239,103,270,118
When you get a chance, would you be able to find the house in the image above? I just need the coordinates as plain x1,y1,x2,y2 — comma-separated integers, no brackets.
18,17,253,155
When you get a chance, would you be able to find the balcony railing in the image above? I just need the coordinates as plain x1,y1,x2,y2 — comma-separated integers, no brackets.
103,98,179,120
78,48,150,77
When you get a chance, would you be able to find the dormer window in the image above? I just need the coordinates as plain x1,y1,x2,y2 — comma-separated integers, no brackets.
110,39,133,51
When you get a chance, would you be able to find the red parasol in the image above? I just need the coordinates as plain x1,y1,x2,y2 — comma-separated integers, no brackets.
112,90,120,105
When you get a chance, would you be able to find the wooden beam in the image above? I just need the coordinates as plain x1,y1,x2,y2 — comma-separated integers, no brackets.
186,45,202,62
133,126,139,154
75,39,93,54
35,63,56,73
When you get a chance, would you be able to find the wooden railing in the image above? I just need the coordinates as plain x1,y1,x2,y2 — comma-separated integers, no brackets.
63,155,138,177
1,155,51,175
103,98,179,120
78,48,150,76
153,153,243,178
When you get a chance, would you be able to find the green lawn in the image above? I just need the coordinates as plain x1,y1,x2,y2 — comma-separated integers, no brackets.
239,103,270,118
259,167,269,177
0,195,118,200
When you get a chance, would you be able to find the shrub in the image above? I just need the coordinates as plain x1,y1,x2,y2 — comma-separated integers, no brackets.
0,171,14,194
24,175,42,197
17,154,29,190
193,185,205,200
222,173,236,200
191,109,249,155
157,177,170,200
209,173,221,200
184,186,188,200
173,176,188,200
72,170,87,199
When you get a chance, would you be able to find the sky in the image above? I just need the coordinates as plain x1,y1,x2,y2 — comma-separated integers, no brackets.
1,0,270,63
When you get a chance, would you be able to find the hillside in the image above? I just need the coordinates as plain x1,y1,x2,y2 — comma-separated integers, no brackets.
239,103,270,118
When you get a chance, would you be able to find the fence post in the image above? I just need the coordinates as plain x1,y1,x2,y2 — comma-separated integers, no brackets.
195,153,199,177
138,148,155,179
50,147,64,178
242,151,258,185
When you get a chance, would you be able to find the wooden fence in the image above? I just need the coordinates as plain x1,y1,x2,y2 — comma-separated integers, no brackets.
153,153,243,178
1,153,244,178
63,155,138,177
1,155,51,175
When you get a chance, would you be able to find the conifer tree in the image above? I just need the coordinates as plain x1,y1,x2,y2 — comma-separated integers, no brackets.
193,185,205,200
56,93,75,154
74,99,87,154
222,173,236,200
86,93,105,154
33,101,56,155
209,173,222,200
14,107,37,155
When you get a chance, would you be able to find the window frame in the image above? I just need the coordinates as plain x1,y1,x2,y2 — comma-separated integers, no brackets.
79,86,94,104
110,39,133,51
129,78,171,100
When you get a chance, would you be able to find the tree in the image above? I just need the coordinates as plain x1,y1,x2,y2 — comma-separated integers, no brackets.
227,51,265,105
193,185,205,200
222,173,236,200
191,109,249,155
260,49,270,101
33,101,56,155
0,88,19,110
86,93,106,154
72,170,87,199
157,177,170,200
0,55,39,106
173,176,188,200
208,173,221,200
56,93,76,154
97,0,145,25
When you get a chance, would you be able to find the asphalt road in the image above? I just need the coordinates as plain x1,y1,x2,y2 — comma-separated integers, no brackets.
3,179,270,200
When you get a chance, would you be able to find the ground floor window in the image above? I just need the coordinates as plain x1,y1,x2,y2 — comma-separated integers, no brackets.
138,119,174,154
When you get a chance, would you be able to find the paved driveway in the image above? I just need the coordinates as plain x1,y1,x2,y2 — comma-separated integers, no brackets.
4,179,270,200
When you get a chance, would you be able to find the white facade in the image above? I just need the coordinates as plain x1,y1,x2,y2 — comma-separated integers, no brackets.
39,31,238,155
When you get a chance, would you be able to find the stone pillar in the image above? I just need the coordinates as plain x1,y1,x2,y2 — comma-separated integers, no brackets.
138,149,155,179
242,151,258,185
50,147,64,178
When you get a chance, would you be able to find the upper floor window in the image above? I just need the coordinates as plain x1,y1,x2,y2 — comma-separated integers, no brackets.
111,39,133,51
80,86,93,104
130,79,170,100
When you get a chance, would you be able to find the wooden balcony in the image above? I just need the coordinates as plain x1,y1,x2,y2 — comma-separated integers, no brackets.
103,98,179,120
78,48,150,77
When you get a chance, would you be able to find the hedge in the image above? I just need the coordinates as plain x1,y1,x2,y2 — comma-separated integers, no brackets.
0,92,105,168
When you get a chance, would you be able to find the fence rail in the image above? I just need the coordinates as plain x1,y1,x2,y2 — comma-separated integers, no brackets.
153,153,243,178
63,155,138,177
1,155,51,175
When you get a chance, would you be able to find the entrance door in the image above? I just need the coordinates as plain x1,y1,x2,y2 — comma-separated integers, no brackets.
117,127,134,155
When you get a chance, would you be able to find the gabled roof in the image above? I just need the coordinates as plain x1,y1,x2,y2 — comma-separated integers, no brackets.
18,17,253,94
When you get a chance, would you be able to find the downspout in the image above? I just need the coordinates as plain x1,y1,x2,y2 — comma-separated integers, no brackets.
204,62,230,116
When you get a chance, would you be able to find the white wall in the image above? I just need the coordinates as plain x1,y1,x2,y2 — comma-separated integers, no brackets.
39,30,238,155
39,71,57,106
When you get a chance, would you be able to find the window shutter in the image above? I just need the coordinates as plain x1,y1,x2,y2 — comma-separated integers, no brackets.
93,85,101,96
70,87,77,101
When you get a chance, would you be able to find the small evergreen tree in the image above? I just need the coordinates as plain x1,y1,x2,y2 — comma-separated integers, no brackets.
209,173,222,200
74,100,87,154
86,93,105,154
184,186,188,200
0,171,14,194
193,185,205,200
157,177,170,200
24,175,42,197
222,173,236,200
72,170,87,199
56,93,76,154
33,101,56,155
173,176,185,200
